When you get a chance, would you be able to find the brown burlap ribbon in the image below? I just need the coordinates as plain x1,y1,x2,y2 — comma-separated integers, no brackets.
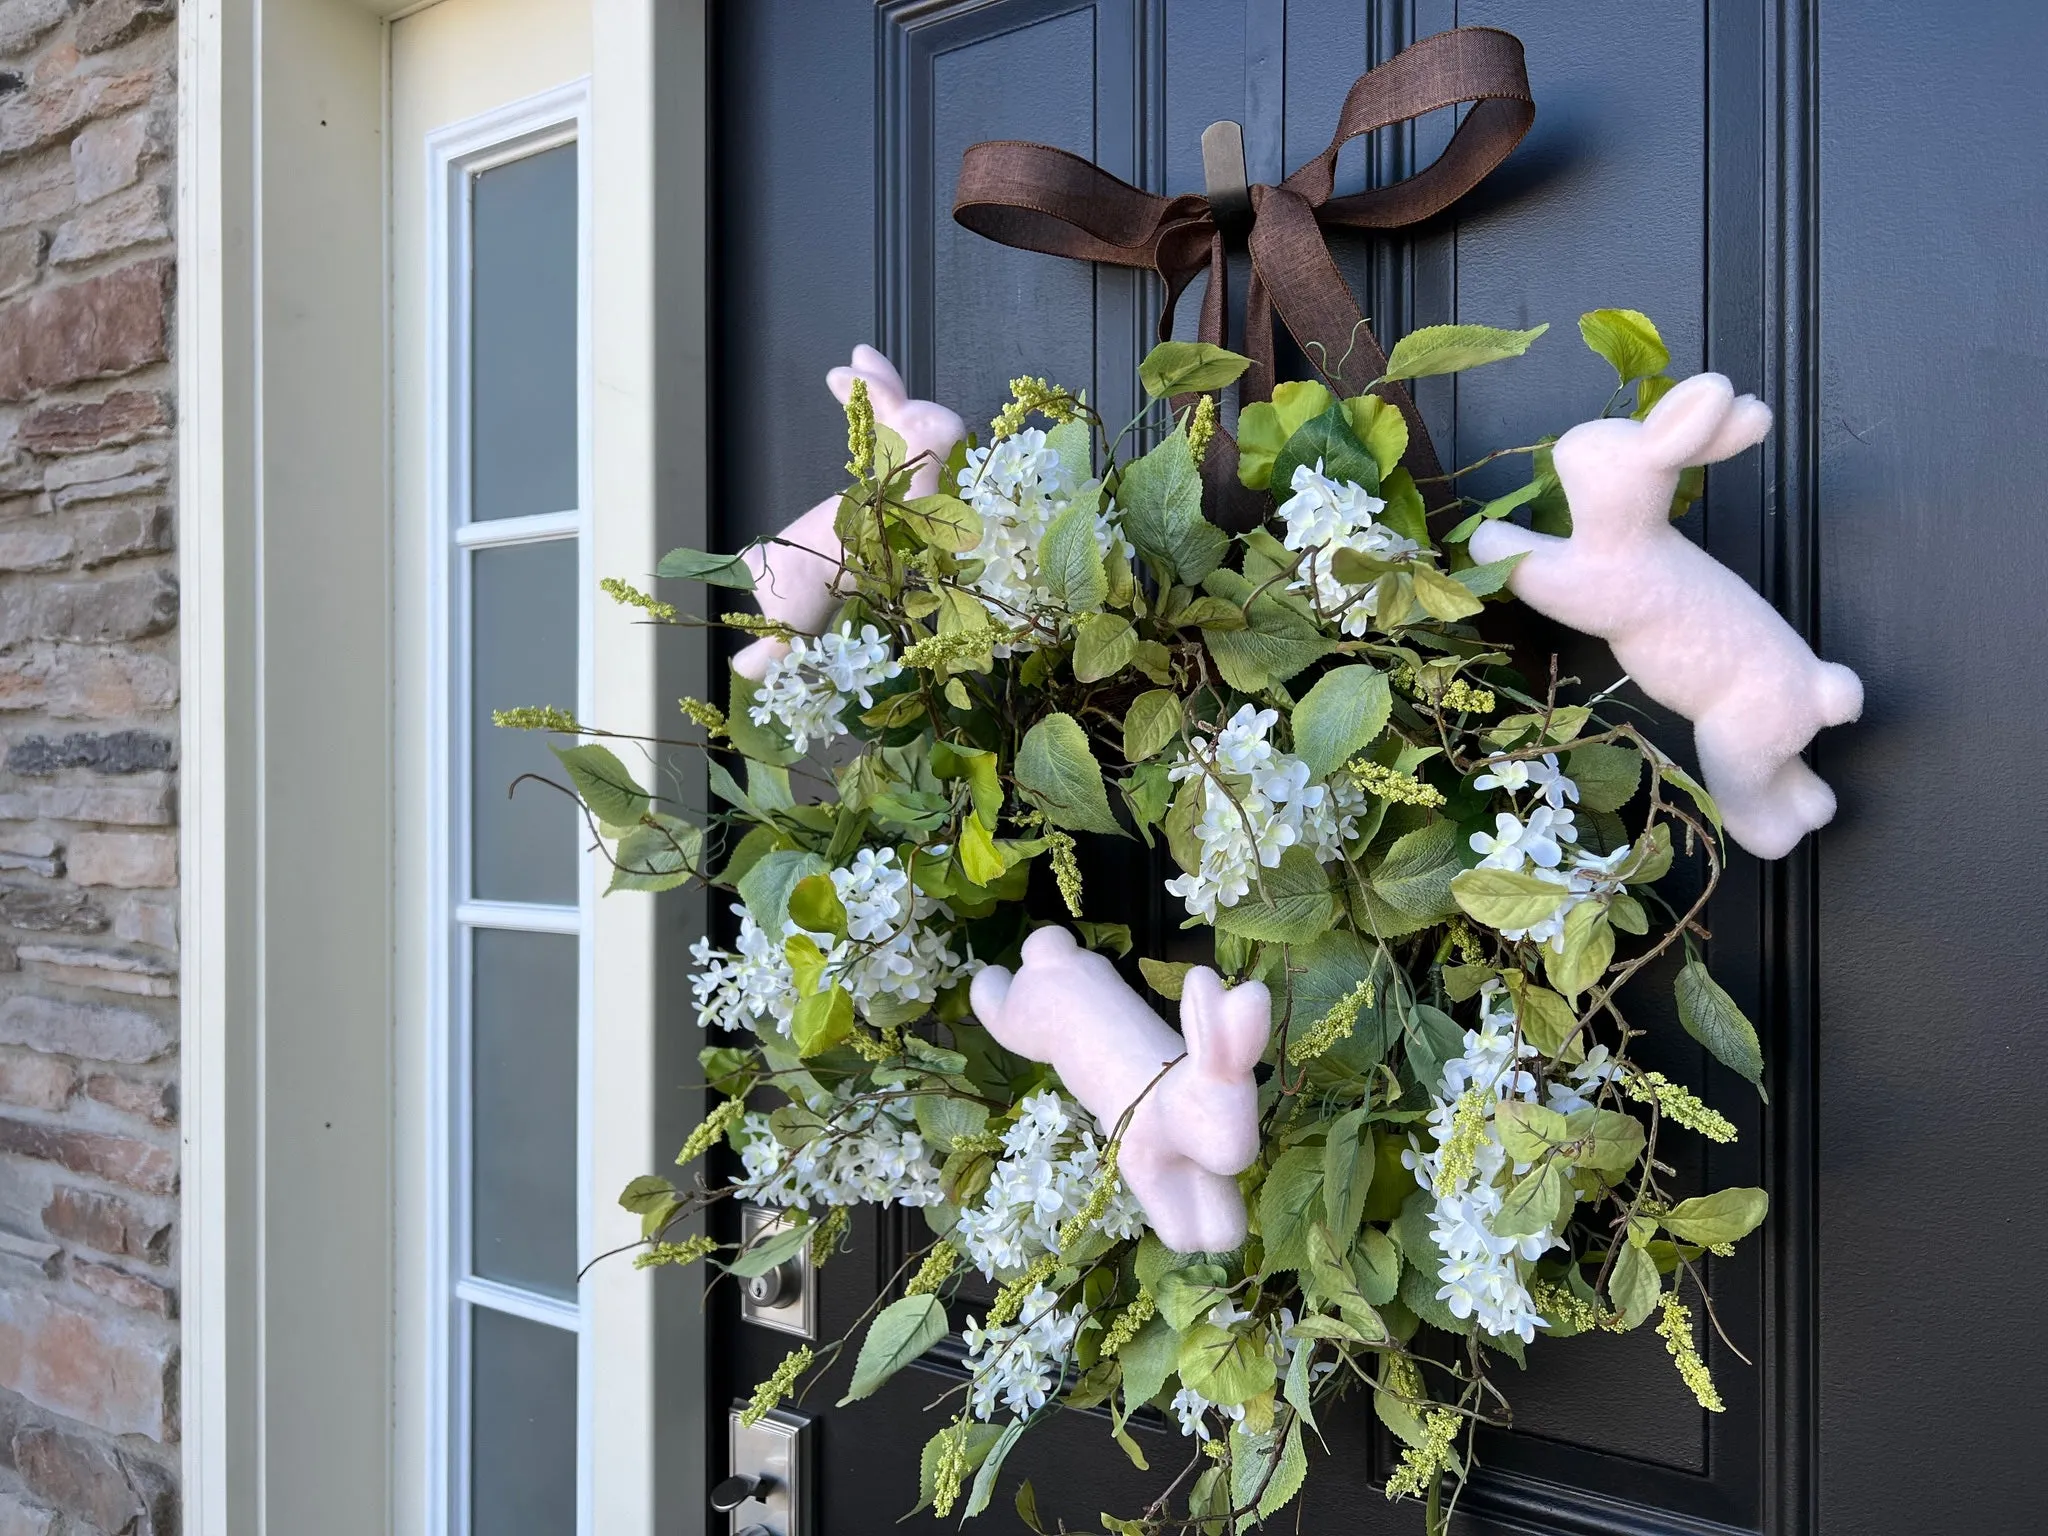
954,26,1533,527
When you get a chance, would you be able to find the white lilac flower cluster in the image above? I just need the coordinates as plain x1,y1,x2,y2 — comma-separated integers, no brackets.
1466,752,1633,950
1277,461,1420,635
1163,703,1367,922
750,621,901,753
734,1088,944,1209
1402,988,1555,1343
1401,985,1620,1344
956,428,1130,627
953,1090,1146,1279
687,848,972,1037
961,1286,1083,1420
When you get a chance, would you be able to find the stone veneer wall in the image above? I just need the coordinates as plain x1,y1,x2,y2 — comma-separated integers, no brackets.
0,0,181,1531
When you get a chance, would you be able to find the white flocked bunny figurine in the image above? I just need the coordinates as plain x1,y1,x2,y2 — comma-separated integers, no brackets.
970,926,1271,1254
732,346,966,681
1468,372,1862,859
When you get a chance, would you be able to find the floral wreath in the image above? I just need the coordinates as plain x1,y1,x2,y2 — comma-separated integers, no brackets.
498,300,1798,1534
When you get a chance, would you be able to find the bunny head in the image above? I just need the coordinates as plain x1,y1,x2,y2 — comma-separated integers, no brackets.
826,344,966,499
1550,372,1772,540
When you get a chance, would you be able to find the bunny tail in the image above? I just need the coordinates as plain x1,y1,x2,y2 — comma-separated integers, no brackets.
1813,661,1863,727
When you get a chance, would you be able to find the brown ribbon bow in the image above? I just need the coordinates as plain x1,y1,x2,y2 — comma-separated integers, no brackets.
954,26,1534,526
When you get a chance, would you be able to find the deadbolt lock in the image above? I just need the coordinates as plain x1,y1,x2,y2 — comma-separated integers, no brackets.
739,1205,814,1338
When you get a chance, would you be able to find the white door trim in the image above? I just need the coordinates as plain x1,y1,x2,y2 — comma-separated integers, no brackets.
175,3,711,1532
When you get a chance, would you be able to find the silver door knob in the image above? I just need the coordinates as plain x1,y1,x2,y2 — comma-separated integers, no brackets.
710,1473,769,1513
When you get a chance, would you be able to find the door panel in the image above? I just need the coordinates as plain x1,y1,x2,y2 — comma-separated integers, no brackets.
710,3,1807,1530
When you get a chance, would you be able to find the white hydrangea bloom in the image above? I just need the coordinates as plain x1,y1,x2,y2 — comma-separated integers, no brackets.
1162,704,1362,922
1170,1385,1247,1441
686,850,975,1036
953,1089,1146,1280
750,621,901,753
956,428,1129,631
1399,984,1558,1344
962,1285,1084,1420
1276,461,1418,636
735,1089,944,1209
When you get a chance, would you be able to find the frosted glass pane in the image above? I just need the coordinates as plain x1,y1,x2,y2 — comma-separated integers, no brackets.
471,142,578,521
471,539,577,904
471,1308,577,1534
471,929,578,1296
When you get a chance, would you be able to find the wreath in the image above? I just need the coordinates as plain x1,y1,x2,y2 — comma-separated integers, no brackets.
502,299,1846,1533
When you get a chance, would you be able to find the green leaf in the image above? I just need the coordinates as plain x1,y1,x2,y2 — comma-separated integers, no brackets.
888,493,983,553
1117,1313,1179,1403
1375,467,1429,549
1015,712,1124,836
1153,1261,1233,1330
1566,744,1643,813
1369,821,1462,921
1236,380,1333,489
1119,427,1228,584
1544,899,1615,1001
655,545,755,588
914,1094,989,1150
1661,1187,1769,1247
607,814,703,894
1608,1240,1660,1329
1199,569,1332,691
840,1294,949,1404
1257,1420,1309,1520
1451,866,1575,930
786,872,847,940
1139,339,1253,398
1290,665,1391,777
958,816,1007,886
1139,957,1193,1001
1494,1162,1564,1239
1476,474,1549,523
1015,1478,1045,1533
1578,308,1670,384
1122,689,1183,763
1258,1144,1324,1275
1073,920,1132,956
1380,322,1548,382
1281,930,1380,1044
1493,1100,1573,1164
1354,1226,1400,1305
1270,401,1381,501
1449,552,1526,599
618,1174,676,1215
1072,612,1139,683
1215,845,1340,945
963,1418,1028,1518
1321,1107,1373,1248
1040,502,1108,610
1502,975,1579,1058
1177,1324,1277,1407
1562,1107,1646,1174
1343,394,1408,479
737,849,829,932
1659,762,1723,830
929,741,1004,828
1409,562,1485,622
791,984,854,1057
550,742,649,826
1674,960,1766,1095
725,1216,811,1278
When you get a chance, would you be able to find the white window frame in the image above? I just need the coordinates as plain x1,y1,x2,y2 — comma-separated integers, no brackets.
423,80,596,1536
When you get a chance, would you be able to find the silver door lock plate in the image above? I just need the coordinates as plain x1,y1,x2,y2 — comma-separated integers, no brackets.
719,1405,810,1536
740,1204,814,1338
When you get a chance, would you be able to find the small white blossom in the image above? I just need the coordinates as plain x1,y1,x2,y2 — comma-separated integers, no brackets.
954,1090,1146,1280
735,1089,944,1209
962,1286,1084,1420
1275,461,1418,635
750,622,901,752
956,428,1129,633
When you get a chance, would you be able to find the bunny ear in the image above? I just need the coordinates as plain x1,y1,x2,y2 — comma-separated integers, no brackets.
1696,393,1772,465
1180,969,1270,1078
1639,373,1744,469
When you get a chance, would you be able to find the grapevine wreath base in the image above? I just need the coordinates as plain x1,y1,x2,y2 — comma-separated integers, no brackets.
500,300,1860,1531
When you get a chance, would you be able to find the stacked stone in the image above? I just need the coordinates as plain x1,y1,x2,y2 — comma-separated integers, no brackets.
0,0,179,1530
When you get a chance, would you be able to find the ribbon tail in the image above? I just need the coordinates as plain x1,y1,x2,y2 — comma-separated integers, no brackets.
1249,187,1452,506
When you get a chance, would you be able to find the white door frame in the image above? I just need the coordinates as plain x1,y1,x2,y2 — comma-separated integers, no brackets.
175,1,711,1531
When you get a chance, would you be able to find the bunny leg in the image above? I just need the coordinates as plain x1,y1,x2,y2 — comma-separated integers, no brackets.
1122,1142,1247,1255
1694,708,1818,859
